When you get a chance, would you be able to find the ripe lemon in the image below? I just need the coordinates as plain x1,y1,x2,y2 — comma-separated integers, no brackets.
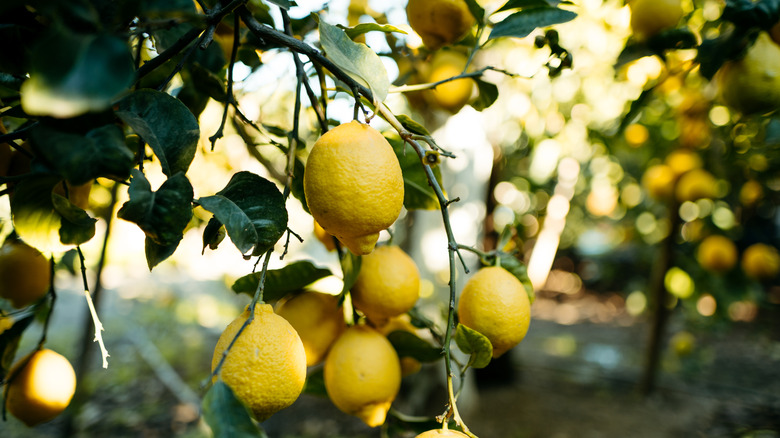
0,241,51,308
641,164,676,201
351,245,420,325
211,304,307,421
406,0,475,50
628,0,683,40
4,349,76,426
424,50,473,113
675,168,718,202
718,32,780,115
457,266,531,358
416,429,470,437
313,219,337,252
697,235,738,273
276,291,346,366
303,121,404,255
52,181,92,210
324,324,401,427
377,315,423,376
741,243,780,280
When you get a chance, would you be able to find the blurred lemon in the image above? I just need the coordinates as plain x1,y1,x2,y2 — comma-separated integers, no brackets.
718,32,780,115
697,235,738,273
665,149,702,177
628,0,683,40
406,0,474,50
424,50,473,113
641,164,676,201
5,349,76,427
675,169,718,202
739,180,764,207
0,241,51,308
741,243,780,280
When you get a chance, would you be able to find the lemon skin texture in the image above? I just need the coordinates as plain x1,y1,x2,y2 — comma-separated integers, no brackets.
415,429,470,437
5,349,76,427
741,243,780,280
303,121,404,255
324,325,401,427
697,235,738,273
718,33,780,115
628,0,683,40
276,291,346,366
458,266,531,358
407,0,475,50
351,245,420,325
211,304,307,422
0,241,51,308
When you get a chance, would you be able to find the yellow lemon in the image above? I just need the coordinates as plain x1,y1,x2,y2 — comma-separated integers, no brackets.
741,243,780,280
628,0,683,40
303,121,404,255
377,315,423,376
641,164,676,201
324,325,401,427
675,168,718,202
5,349,76,427
425,50,473,113
457,266,531,358
406,0,475,50
415,429,470,437
276,291,346,366
697,235,738,273
0,241,51,308
211,304,307,421
313,219,337,252
718,32,780,115
351,245,420,325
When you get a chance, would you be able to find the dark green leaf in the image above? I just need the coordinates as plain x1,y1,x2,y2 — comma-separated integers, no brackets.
116,89,200,177
189,63,229,102
197,195,258,255
21,30,134,118
30,123,134,185
202,381,263,438
213,172,287,256
318,19,389,102
10,175,69,251
266,0,291,10
495,253,535,304
290,157,308,214
388,135,442,211
342,23,407,40
455,324,492,369
471,78,499,111
302,367,328,397
387,331,443,362
231,260,332,302
145,237,181,270
117,170,194,248
396,114,430,136
0,314,35,382
340,251,362,296
497,0,570,12
488,7,577,40
202,217,226,252
52,193,96,245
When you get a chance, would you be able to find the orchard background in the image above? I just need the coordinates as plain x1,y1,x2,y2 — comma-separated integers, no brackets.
1,0,780,436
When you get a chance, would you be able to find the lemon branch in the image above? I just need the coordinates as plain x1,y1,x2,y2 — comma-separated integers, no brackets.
208,13,241,151
35,258,57,349
390,66,519,94
76,246,110,369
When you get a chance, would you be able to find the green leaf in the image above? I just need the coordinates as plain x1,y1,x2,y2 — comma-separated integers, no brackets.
210,172,288,256
302,367,328,397
388,135,443,211
342,23,407,40
495,253,535,304
30,123,135,186
290,157,308,214
202,381,263,438
10,174,81,251
340,251,362,296
387,331,443,362
454,324,493,369
116,89,200,177
488,7,577,40
497,0,571,12
145,238,181,271
20,30,134,118
231,260,333,302
197,195,258,255
464,0,486,25
117,169,193,249
471,78,499,111
52,193,97,245
0,314,35,382
396,114,430,136
318,19,390,103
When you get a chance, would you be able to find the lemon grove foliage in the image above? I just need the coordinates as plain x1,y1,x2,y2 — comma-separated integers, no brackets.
0,0,779,436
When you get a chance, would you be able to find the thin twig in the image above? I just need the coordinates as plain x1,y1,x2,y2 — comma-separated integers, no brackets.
36,257,57,348
77,246,110,369
209,13,241,150
391,66,518,94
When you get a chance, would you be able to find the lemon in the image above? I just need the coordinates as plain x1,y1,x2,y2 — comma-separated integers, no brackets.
211,304,307,421
628,0,683,40
741,243,780,280
4,349,76,427
424,50,473,113
675,168,718,202
407,0,475,50
697,235,738,273
276,291,346,366
641,164,676,201
377,315,423,376
718,32,780,115
0,241,51,308
313,219,337,252
324,324,401,427
416,429,470,437
351,245,420,325
457,266,531,358
303,121,404,255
